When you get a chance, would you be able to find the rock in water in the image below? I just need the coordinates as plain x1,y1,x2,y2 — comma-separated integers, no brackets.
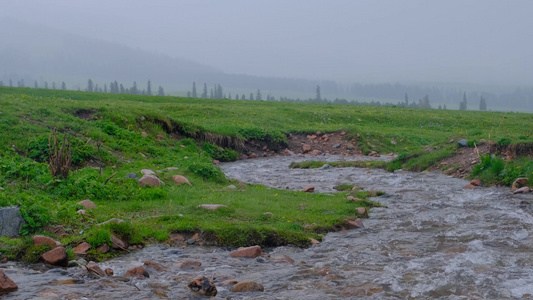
0,270,18,295
41,247,69,267
230,245,262,258
188,276,217,296
231,281,265,292
0,207,25,237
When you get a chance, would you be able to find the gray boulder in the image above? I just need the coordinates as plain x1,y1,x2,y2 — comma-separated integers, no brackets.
125,173,139,180
0,207,25,237
458,139,468,147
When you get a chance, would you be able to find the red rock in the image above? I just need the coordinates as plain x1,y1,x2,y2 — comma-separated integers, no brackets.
302,186,315,193
125,266,149,278
144,260,168,272
470,179,482,186
73,242,91,255
513,187,532,194
141,132,148,137
77,199,97,209
111,233,128,250
345,218,364,229
86,261,106,277
302,144,312,153
105,268,114,276
174,260,202,269
464,184,476,189
512,178,529,191
172,175,191,186
248,153,258,159
310,238,320,245
188,276,217,296
139,175,164,187
282,149,294,156
230,245,262,258
231,281,264,292
96,243,110,253
357,207,368,217
310,150,322,156
198,204,228,210
307,135,317,140
0,270,18,295
347,196,360,201
41,247,68,266
212,159,220,165
33,235,60,249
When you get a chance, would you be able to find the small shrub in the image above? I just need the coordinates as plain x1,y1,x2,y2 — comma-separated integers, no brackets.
86,229,111,247
187,162,225,182
497,138,512,146
201,142,238,162
22,244,51,263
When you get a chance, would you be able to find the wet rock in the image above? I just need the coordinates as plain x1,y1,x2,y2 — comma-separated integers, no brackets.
512,177,529,191
105,268,114,276
41,247,68,267
231,281,264,292
310,238,320,245
310,150,322,156
96,243,110,253
0,270,18,295
457,139,467,147
144,260,168,272
345,218,364,229
33,235,61,248
270,254,295,263
188,275,217,296
172,175,191,186
230,245,262,258
463,184,476,189
470,179,482,186
187,239,197,245
282,149,295,156
369,151,379,157
0,207,25,237
198,204,228,210
320,164,332,169
302,186,315,193
249,153,258,159
73,242,91,255
302,144,312,153
139,175,164,187
175,260,202,269
111,233,128,250
513,187,531,194
77,199,97,209
332,144,341,148
125,266,149,278
124,173,139,179
86,261,106,277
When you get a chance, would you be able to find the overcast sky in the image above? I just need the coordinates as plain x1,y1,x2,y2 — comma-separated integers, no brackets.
2,0,532,85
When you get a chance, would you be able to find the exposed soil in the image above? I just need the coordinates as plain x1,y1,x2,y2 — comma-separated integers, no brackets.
431,142,491,178
73,108,98,121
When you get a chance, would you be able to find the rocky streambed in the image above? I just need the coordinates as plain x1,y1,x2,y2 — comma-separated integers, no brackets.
3,154,533,299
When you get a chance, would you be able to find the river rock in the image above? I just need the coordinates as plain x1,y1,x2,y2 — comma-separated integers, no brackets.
188,275,217,296
125,266,149,278
0,270,18,295
77,199,97,209
512,177,529,191
369,151,379,157
33,235,61,248
310,150,322,156
309,238,320,245
513,187,531,194
470,179,482,186
144,260,168,272
105,268,114,276
230,245,262,258
231,281,264,292
198,204,228,210
212,159,220,165
249,153,258,159
270,254,295,263
345,218,364,229
124,173,139,179
0,207,25,237
86,261,106,277
302,144,312,153
172,175,191,186
139,175,164,187
463,184,476,189
41,247,68,266
357,207,368,217
111,233,128,250
73,242,91,255
96,243,110,253
302,186,315,193
458,139,468,147
175,260,202,269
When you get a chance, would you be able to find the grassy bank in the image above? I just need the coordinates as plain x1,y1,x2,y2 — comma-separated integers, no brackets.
0,87,532,262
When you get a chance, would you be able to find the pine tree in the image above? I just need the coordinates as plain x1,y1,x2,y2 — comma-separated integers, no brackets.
459,92,467,110
87,79,94,92
131,81,138,95
147,80,152,96
404,93,409,106
241,94,246,100
316,85,321,102
192,82,197,98
120,84,125,94
228,92,232,100
201,83,208,98
104,84,107,93
256,89,262,101
44,81,48,89
34,81,38,88
61,82,66,90
9,79,13,87
250,93,254,101
479,96,487,111
157,86,165,96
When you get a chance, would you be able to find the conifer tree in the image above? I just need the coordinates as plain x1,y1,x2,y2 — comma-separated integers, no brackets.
192,82,197,98
479,96,487,111
316,85,321,102
34,81,38,88
61,82,66,90
87,79,94,92
147,80,152,96
158,86,165,96
256,89,262,101
201,83,208,98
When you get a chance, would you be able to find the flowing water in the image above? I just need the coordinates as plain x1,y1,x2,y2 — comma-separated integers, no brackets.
3,155,533,299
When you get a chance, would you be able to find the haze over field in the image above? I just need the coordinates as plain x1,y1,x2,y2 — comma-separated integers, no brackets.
1,1,533,109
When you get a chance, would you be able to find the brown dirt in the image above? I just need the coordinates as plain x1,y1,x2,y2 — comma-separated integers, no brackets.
431,142,491,178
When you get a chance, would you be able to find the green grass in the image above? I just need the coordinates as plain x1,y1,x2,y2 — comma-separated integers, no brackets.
1,86,532,261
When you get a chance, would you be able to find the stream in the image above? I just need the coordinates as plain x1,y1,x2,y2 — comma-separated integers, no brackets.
3,154,533,299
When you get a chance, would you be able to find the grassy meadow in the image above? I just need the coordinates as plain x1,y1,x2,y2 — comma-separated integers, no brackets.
0,87,532,262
